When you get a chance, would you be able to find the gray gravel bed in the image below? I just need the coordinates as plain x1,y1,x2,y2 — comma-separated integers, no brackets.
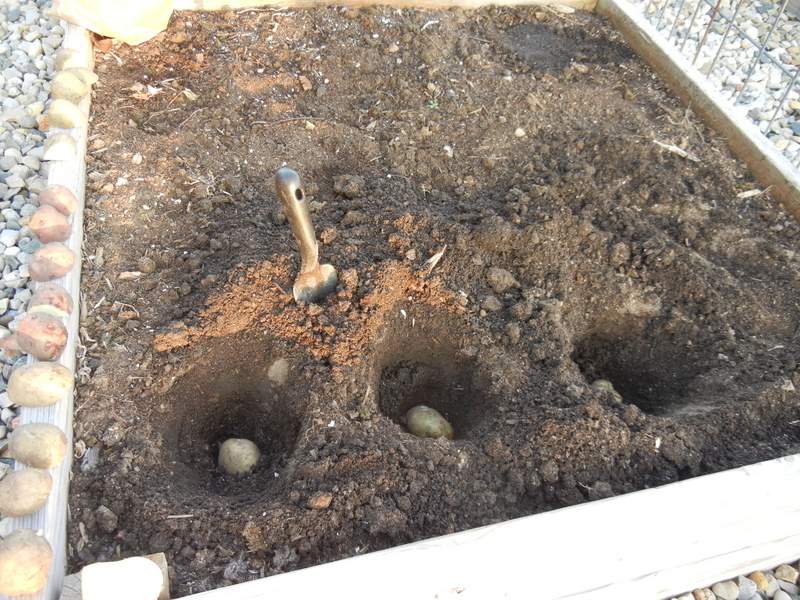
0,0,61,456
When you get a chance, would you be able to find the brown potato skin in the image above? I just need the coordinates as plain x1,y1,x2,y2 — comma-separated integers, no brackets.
29,283,74,318
39,184,78,216
16,313,68,361
30,243,76,282
30,205,71,243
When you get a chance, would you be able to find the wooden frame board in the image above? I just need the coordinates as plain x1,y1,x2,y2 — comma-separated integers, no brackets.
173,0,598,13
183,454,800,600
597,0,800,221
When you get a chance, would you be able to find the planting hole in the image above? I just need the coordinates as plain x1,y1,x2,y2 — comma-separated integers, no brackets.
572,332,713,416
374,310,494,439
162,336,307,499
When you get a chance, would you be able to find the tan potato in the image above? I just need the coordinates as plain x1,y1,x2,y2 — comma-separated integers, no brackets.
42,132,77,161
39,184,78,216
51,70,89,103
54,48,83,70
0,529,53,596
30,205,71,243
0,469,52,517
406,405,455,440
0,333,22,358
45,98,85,130
218,438,260,476
591,379,623,403
64,67,99,86
16,313,68,361
30,242,76,282
9,424,68,469
8,362,74,407
29,283,74,319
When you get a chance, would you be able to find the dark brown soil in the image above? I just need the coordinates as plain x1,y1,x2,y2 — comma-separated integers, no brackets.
70,5,800,596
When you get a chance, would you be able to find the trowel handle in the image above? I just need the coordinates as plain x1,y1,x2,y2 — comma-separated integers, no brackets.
275,168,319,273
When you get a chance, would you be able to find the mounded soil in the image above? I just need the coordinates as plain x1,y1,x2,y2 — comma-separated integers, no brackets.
69,6,800,596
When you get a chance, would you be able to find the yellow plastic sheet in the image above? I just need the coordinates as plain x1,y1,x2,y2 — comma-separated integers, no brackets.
51,0,174,45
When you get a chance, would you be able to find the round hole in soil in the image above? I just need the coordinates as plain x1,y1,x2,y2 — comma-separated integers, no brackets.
374,311,494,439
161,336,308,500
572,332,712,416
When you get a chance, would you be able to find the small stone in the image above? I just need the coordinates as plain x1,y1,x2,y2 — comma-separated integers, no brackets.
509,300,533,320
504,322,521,344
588,480,613,500
132,153,142,165
736,575,757,600
776,564,799,584
692,588,715,600
95,505,118,533
711,580,739,600
748,572,769,593
267,358,289,385
0,229,20,247
333,174,365,199
137,257,156,274
481,295,502,312
306,491,333,510
218,438,260,476
4,175,24,189
774,591,791,600
778,581,799,596
486,267,519,294
540,460,559,483
610,241,631,266
514,127,526,138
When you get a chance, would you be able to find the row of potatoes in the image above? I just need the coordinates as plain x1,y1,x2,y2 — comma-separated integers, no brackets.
0,45,94,598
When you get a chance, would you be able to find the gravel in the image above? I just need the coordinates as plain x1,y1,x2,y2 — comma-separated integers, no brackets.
0,0,62,449
669,562,800,600
635,0,800,169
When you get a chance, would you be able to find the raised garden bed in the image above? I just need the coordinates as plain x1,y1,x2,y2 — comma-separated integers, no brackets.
59,4,800,598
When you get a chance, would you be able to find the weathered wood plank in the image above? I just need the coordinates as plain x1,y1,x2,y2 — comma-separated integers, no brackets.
174,0,597,13
597,0,800,221
0,21,93,600
184,454,800,600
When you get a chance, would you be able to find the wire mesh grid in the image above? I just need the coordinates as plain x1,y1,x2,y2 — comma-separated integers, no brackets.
636,0,800,170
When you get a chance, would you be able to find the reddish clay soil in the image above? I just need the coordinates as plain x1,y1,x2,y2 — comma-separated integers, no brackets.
69,6,800,596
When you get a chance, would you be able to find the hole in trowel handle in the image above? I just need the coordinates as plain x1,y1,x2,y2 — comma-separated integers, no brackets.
294,188,304,201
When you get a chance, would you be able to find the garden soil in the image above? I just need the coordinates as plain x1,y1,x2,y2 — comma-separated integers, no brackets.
69,6,800,595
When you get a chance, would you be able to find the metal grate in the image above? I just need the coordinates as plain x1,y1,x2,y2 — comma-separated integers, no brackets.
638,0,800,169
